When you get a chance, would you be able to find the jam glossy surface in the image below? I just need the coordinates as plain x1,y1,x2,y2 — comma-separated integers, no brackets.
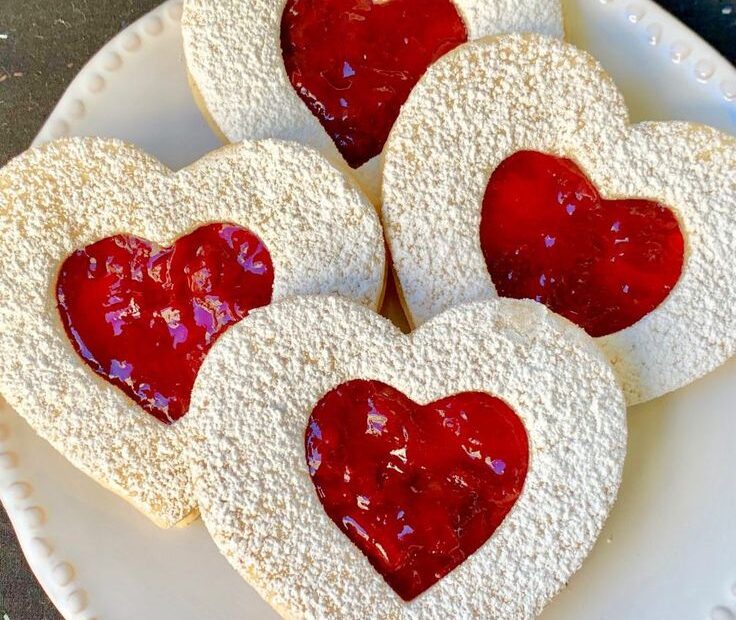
306,379,528,601
56,223,273,424
480,151,685,337
281,0,468,169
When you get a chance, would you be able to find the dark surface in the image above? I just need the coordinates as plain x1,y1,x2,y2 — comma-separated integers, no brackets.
0,1,733,619
662,0,735,61
0,0,162,167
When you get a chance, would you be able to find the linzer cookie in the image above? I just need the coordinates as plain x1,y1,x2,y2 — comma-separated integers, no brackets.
187,295,626,619
0,138,385,527
382,33,736,405
181,0,564,201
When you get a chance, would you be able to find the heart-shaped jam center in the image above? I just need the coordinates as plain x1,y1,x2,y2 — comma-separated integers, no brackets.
56,223,273,424
281,0,468,169
306,379,528,601
480,151,685,337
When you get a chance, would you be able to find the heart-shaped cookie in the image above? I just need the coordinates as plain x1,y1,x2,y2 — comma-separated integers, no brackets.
382,34,736,405
182,0,564,202
0,138,385,527
187,295,626,618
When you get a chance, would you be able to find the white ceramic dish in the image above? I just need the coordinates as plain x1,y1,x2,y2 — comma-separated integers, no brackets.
1,0,734,618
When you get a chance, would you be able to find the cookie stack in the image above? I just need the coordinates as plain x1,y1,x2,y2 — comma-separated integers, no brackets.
0,1,734,618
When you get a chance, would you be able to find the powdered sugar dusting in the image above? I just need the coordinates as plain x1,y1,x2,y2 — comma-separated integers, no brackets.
453,0,563,40
0,138,385,527
382,34,736,405
188,295,626,619
181,0,563,202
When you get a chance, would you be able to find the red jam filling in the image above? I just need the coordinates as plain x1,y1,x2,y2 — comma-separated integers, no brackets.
306,379,528,601
56,223,273,424
480,151,685,337
281,0,468,169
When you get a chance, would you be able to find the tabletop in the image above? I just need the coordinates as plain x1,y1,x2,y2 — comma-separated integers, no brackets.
0,1,734,618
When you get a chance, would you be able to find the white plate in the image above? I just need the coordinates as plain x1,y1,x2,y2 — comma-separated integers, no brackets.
1,0,734,618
